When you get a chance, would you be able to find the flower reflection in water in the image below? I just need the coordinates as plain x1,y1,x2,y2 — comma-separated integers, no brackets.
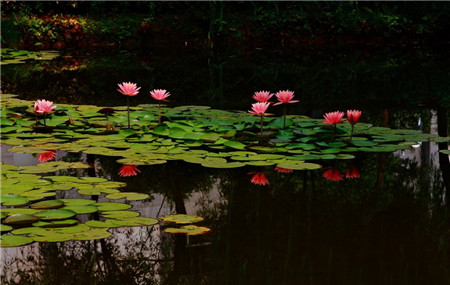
37,151,56,163
248,172,270,186
322,168,343,182
118,165,141,177
345,165,361,179
274,167,294,174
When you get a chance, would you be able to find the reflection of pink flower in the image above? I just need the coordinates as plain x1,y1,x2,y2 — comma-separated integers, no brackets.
323,111,345,125
345,165,360,179
37,151,56,162
274,167,293,173
34,100,56,115
253,91,273,102
150,89,171,101
118,165,141,177
249,172,269,185
248,102,271,115
322,169,343,181
346,110,362,125
274,90,299,105
117,82,140,96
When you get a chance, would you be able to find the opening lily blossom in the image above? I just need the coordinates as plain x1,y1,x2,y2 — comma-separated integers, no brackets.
249,172,270,185
323,111,345,125
118,82,140,129
118,165,141,177
248,102,271,137
150,89,171,124
322,169,343,181
346,110,362,125
150,89,171,101
248,102,270,115
37,151,56,163
273,90,298,105
33,99,56,115
346,109,362,141
274,167,294,173
252,91,273,102
117,82,140,96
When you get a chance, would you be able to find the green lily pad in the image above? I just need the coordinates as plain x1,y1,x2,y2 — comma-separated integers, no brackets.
160,214,204,224
0,224,13,232
30,199,65,209
105,192,149,201
62,205,98,214
73,228,112,240
164,225,211,236
101,211,140,219
113,217,159,226
3,214,40,225
1,235,34,247
1,194,29,206
32,219,79,228
59,198,97,206
34,209,77,220
93,202,132,211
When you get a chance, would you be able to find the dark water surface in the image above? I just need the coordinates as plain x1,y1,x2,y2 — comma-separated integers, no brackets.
1,45,450,284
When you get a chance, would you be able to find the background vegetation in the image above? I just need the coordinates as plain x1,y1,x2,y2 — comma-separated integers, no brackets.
1,1,450,50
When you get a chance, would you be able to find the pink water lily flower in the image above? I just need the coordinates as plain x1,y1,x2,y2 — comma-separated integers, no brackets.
150,89,171,101
346,110,362,125
323,111,345,125
118,165,141,177
274,90,299,105
33,99,56,115
117,82,140,96
253,91,273,102
248,102,271,115
249,172,269,185
37,151,56,163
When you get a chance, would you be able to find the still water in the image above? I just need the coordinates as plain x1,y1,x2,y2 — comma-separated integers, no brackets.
1,45,449,284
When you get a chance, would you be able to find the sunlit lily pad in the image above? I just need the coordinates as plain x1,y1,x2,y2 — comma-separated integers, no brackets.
73,228,111,240
32,219,79,228
160,214,204,224
164,225,211,236
3,214,40,225
0,224,13,232
101,210,140,219
1,194,29,206
62,205,98,214
93,202,132,211
113,217,159,227
30,199,64,209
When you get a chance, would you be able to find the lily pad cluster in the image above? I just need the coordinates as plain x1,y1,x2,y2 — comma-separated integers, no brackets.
0,49,60,65
2,94,449,171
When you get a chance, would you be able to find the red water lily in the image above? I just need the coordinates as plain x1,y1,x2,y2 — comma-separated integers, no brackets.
118,165,141,177
345,165,361,179
37,151,56,163
323,111,345,125
273,90,298,105
322,169,343,181
249,172,270,185
117,82,140,96
252,91,273,102
33,99,56,115
346,110,362,125
274,167,294,173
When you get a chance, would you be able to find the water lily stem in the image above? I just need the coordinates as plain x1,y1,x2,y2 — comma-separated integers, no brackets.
158,103,162,124
260,114,264,137
283,105,287,129
349,125,354,142
332,124,336,140
127,96,130,129
43,116,46,127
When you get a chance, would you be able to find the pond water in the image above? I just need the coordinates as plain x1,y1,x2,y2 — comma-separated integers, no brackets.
1,45,450,284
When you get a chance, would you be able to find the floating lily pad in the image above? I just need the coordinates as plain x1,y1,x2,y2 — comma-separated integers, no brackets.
105,192,149,201
1,235,34,247
34,209,77,220
160,214,204,224
164,225,211,236
32,219,79,228
73,228,112,240
93,202,132,211
3,214,40,225
1,194,29,206
0,224,13,232
30,199,64,209
113,217,159,227
62,205,98,214
101,211,140,219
